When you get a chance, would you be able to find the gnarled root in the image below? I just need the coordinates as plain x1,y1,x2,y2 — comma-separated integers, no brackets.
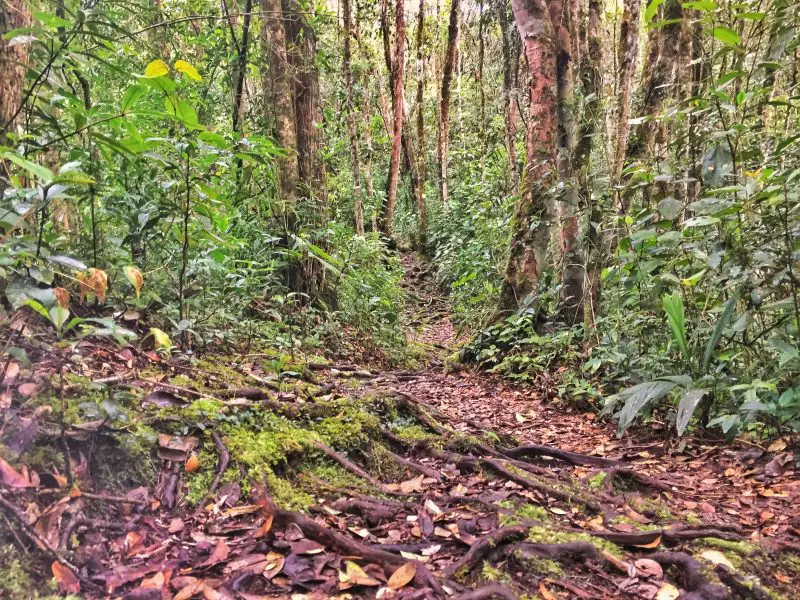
650,552,728,600
443,526,529,578
502,444,620,467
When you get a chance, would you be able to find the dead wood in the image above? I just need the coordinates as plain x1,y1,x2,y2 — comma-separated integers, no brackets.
220,387,272,400
650,552,729,600
443,525,529,578
502,444,620,467
452,583,519,600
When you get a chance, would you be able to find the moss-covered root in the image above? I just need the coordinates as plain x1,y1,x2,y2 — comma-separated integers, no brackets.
444,526,529,579
650,552,729,600
452,583,518,600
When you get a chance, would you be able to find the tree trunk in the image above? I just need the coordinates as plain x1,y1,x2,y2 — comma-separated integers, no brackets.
498,0,558,314
498,0,519,188
580,0,604,327
477,0,487,180
415,0,428,249
437,0,460,208
261,0,298,206
342,0,364,235
550,0,584,325
380,0,405,235
612,0,642,199
232,0,253,136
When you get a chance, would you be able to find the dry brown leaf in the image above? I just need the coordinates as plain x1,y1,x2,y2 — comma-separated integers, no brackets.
174,579,206,600
51,561,80,593
263,552,285,579
633,534,662,549
0,457,34,488
655,582,680,600
201,539,230,567
18,382,38,397
387,562,417,590
339,561,381,587
538,581,557,600
634,558,663,579
139,570,166,589
767,439,787,453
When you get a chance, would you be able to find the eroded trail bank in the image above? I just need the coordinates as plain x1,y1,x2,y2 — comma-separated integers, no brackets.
1,253,799,599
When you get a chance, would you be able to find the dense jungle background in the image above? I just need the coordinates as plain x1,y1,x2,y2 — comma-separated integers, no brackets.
2,0,800,597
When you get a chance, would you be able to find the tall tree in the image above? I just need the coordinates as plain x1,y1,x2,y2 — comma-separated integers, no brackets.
415,0,428,248
612,0,643,200
232,0,253,136
261,0,298,206
497,0,520,188
0,0,31,194
498,0,558,313
342,0,364,235
437,0,460,207
380,0,405,235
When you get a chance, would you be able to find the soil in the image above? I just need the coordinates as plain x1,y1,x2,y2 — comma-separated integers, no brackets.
1,252,799,600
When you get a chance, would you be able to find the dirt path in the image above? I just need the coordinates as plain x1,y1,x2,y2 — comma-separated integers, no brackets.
2,252,799,599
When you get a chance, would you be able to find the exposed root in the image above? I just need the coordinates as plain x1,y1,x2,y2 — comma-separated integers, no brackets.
303,474,415,508
381,446,442,479
588,525,742,547
501,540,600,562
388,389,451,435
502,444,620,467
443,526,529,578
312,439,389,492
715,564,772,600
602,467,675,495
331,498,405,525
650,552,728,600
453,583,519,600
208,430,230,496
221,386,273,400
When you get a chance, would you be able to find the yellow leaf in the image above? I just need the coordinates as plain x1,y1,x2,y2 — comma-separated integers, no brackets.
185,455,200,472
633,534,662,549
144,59,169,78
387,562,416,590
174,59,202,81
341,561,380,586
149,327,172,350
123,265,144,299
656,582,680,600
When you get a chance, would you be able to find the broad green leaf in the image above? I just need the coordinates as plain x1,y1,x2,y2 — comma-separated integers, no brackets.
663,294,689,362
23,299,51,322
0,151,54,182
150,327,172,350
33,11,72,29
144,59,169,78
49,305,70,330
644,0,665,22
703,291,740,370
614,379,679,435
712,27,740,46
174,59,202,81
121,84,147,112
676,388,707,436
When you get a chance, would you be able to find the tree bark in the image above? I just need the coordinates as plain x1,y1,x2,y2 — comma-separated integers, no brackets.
437,0,460,208
380,0,405,235
415,0,428,249
498,0,520,188
232,0,253,136
498,0,558,314
261,0,298,206
612,0,642,199
342,0,364,235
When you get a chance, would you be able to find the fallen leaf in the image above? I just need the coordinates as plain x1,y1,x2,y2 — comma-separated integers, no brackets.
168,518,185,533
423,499,442,516
420,544,441,556
549,507,567,515
0,457,34,488
51,562,80,593
700,549,735,570
3,362,20,381
398,474,425,493
222,504,262,517
633,534,662,549
538,581,557,600
634,558,663,579
387,562,417,590
18,382,38,397
263,552,285,579
201,539,230,567
767,439,787,453
655,582,680,600
185,455,200,472
174,579,206,600
339,561,381,587
139,570,166,590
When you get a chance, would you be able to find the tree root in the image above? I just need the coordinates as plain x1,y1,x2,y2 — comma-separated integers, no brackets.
266,494,443,594
587,525,743,547
302,474,415,508
208,430,230,496
453,583,519,600
502,444,620,467
501,540,600,562
715,564,772,600
312,439,389,492
650,552,728,600
443,526,529,578
331,498,405,525
602,467,675,495
381,446,441,479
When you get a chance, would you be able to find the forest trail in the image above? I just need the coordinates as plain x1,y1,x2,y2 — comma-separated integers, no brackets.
2,253,800,600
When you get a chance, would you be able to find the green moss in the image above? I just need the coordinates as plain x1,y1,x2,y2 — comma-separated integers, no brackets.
498,501,549,526
480,562,512,584
695,538,757,556
306,462,364,490
513,552,564,577
269,473,314,511
527,526,624,558
367,442,406,481
390,424,435,443
629,497,673,521
588,471,607,489
184,398,227,421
